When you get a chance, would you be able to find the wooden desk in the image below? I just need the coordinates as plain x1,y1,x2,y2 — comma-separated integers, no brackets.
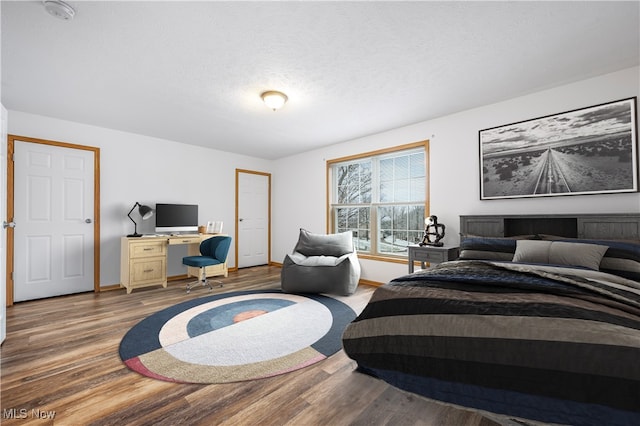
120,234,226,293
408,245,459,273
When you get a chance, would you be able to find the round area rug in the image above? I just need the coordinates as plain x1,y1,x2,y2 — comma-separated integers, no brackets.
119,290,356,384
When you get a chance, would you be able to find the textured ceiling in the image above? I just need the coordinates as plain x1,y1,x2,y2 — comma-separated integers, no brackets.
2,1,639,160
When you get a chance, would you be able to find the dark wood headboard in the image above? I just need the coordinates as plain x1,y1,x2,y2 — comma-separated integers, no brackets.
459,213,640,240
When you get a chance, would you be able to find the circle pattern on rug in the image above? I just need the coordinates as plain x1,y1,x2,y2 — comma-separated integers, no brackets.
119,290,356,383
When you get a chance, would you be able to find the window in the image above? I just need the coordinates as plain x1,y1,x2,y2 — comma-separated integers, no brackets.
328,141,429,258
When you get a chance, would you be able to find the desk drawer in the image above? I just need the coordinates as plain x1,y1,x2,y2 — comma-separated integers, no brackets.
130,258,166,284
414,250,446,263
129,240,166,258
168,236,200,245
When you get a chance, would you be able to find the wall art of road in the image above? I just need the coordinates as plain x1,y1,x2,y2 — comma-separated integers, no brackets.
481,132,635,198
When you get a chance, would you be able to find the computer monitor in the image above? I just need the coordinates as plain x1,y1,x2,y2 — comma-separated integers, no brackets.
154,203,198,233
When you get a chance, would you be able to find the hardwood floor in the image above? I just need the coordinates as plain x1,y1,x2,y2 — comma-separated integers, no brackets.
1,265,501,426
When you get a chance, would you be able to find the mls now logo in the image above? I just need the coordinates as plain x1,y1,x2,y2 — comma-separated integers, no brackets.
30,409,56,419
2,408,56,419
2,408,28,419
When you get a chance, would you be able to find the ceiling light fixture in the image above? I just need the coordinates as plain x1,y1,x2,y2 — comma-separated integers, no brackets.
261,91,288,111
43,0,76,21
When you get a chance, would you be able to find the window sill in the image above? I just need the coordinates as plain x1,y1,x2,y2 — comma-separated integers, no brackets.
356,253,407,264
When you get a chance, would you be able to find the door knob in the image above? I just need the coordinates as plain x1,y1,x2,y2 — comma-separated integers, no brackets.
3,221,16,229
85,218,92,223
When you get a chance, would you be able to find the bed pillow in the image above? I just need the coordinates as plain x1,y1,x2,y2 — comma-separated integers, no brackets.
548,241,609,270
293,228,354,257
458,236,520,261
538,235,640,281
513,240,608,270
513,240,552,264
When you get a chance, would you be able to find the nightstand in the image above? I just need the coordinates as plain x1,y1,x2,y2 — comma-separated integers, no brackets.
408,245,460,273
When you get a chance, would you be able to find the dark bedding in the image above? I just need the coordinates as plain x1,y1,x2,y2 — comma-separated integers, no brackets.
342,260,640,426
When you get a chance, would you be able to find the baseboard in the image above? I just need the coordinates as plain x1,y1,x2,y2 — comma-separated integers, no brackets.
167,274,189,282
100,284,123,292
359,278,384,287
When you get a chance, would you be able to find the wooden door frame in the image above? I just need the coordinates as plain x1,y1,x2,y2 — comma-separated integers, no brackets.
6,135,100,306
235,169,272,268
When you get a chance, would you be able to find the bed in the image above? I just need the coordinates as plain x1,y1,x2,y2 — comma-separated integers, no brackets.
342,213,640,426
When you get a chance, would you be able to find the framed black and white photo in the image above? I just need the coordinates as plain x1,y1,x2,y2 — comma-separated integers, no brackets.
479,97,638,200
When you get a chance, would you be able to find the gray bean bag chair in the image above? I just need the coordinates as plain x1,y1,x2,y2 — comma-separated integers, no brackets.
281,229,361,296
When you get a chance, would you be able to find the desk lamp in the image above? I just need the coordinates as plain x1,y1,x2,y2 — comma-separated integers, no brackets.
127,202,154,237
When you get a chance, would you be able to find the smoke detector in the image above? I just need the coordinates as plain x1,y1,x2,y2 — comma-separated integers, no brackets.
43,0,75,21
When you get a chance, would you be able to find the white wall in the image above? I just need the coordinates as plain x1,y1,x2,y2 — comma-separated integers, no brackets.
273,66,640,284
7,112,273,287
7,67,639,288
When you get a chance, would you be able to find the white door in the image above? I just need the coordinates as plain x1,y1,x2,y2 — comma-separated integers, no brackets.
237,171,270,268
0,106,7,343
13,141,95,302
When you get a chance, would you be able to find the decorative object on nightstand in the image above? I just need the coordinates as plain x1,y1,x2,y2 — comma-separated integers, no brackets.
408,245,459,273
126,202,154,237
419,215,446,247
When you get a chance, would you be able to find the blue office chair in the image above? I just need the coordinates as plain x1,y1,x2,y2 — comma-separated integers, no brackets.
182,236,232,293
